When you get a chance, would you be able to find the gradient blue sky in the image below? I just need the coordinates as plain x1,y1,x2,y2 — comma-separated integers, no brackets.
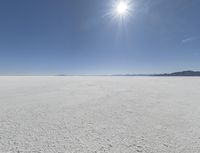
0,0,199,75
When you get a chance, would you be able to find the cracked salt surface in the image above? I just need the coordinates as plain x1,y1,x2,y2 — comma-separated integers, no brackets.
0,76,200,153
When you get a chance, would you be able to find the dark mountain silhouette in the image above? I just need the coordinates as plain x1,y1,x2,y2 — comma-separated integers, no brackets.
56,71,200,77
155,71,200,76
113,71,200,76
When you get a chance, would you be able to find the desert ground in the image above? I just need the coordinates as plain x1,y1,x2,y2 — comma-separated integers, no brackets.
0,76,200,153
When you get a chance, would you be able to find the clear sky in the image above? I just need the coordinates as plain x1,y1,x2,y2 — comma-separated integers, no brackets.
0,0,199,75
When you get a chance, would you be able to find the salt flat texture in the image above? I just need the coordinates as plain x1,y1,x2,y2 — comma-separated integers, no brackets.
0,76,200,153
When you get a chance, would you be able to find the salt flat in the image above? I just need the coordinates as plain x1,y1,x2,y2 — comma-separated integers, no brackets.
0,76,200,153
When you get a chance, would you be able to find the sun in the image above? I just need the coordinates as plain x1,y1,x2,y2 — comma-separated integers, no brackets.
116,1,129,15
106,0,133,24
111,0,132,20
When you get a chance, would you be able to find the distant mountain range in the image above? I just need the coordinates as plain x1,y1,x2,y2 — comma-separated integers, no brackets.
113,71,200,76
154,71,200,76
57,71,200,77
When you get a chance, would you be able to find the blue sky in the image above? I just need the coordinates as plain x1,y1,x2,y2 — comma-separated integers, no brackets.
0,0,199,75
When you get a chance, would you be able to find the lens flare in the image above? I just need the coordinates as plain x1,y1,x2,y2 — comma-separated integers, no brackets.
109,0,133,24
104,0,134,27
116,1,128,15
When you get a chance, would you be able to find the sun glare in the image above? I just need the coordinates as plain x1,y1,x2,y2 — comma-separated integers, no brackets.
108,0,133,23
116,1,128,15
105,0,134,25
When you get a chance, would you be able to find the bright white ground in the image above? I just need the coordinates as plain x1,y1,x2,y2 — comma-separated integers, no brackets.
0,76,200,153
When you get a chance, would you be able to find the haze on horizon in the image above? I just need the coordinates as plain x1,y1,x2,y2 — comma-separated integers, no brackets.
0,0,199,75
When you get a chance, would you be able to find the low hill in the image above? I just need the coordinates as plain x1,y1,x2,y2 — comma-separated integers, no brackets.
156,71,200,76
